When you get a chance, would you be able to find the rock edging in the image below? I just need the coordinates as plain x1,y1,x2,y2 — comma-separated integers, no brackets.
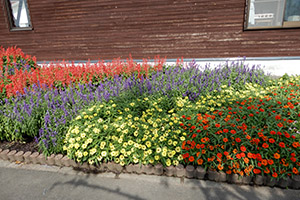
0,148,299,189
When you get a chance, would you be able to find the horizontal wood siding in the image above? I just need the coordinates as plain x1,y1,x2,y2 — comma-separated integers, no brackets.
0,0,299,61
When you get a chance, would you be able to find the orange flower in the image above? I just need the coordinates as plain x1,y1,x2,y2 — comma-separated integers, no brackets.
201,138,206,143
223,138,228,143
292,142,299,148
233,149,238,154
202,149,206,154
217,164,224,171
189,156,195,162
226,170,232,174
261,159,268,166
243,158,249,164
197,159,203,165
267,159,274,165
274,153,280,159
292,167,299,174
263,168,270,174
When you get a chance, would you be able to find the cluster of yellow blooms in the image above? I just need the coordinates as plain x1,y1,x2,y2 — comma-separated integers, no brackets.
64,97,187,166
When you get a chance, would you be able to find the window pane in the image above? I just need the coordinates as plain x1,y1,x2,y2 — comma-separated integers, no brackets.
9,0,31,28
247,0,285,28
284,0,300,21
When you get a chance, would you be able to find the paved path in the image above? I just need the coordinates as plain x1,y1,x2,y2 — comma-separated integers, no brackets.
0,160,299,200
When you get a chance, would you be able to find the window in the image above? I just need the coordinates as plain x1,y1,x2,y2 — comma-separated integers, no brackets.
5,0,32,31
245,0,300,29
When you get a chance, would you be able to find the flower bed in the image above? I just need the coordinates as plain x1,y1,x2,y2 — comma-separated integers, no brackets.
0,47,299,185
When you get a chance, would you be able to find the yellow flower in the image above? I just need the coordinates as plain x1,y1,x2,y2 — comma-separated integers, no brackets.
175,147,181,152
88,159,94,165
130,103,135,107
166,159,171,166
74,143,80,149
128,114,132,118
101,151,107,157
156,147,162,153
125,108,130,112
82,143,87,149
81,133,86,138
103,125,108,130
75,116,82,120
173,160,179,166
83,151,88,157
168,152,174,158
97,118,103,123
155,155,160,160
69,138,75,144
162,152,167,157
112,104,116,107
146,141,151,148
178,155,183,161
90,148,97,155
77,151,83,158
86,138,93,144
120,161,125,166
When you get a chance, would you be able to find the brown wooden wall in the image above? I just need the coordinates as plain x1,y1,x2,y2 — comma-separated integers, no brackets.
0,0,300,61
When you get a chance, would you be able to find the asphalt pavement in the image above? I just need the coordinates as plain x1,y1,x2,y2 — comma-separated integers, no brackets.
0,160,299,200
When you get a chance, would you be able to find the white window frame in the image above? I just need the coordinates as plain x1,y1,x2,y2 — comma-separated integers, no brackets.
245,0,300,30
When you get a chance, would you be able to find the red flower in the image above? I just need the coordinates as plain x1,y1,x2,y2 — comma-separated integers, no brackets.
186,117,191,120
277,123,283,128
270,131,276,135
269,138,275,143
275,115,281,120
253,169,261,174
240,152,245,157
291,153,296,157
191,126,196,130
272,172,278,178
279,142,285,148
183,153,189,158
262,143,269,148
236,154,241,159
224,151,229,156
223,129,229,133
249,113,254,117
231,130,236,134
235,138,241,143
182,115,186,119
223,138,228,143
291,157,297,162
215,123,221,128
240,146,246,152
196,129,201,133
217,153,222,158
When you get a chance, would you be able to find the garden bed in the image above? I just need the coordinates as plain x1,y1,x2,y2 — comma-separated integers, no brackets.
0,47,299,189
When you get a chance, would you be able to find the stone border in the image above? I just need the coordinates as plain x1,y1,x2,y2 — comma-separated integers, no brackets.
0,148,299,189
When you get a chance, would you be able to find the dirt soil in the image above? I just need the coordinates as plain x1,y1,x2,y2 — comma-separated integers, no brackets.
0,140,40,153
